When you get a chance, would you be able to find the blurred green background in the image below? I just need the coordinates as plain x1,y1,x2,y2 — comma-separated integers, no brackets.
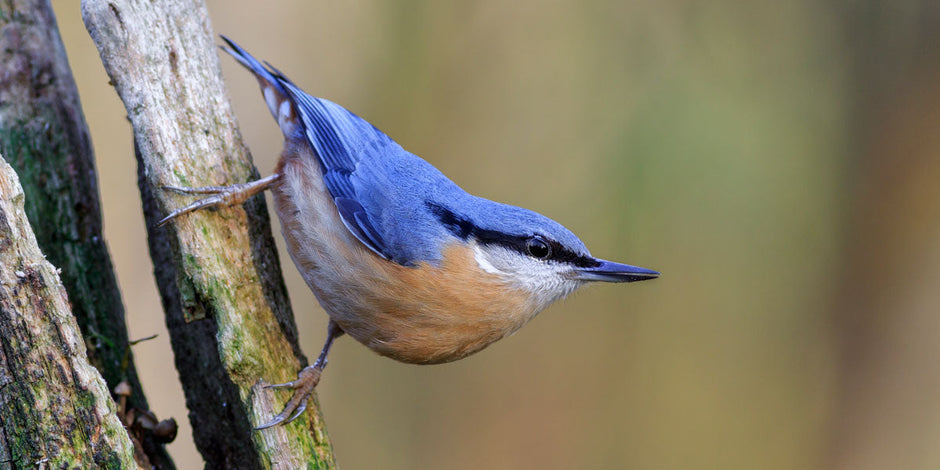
52,1,940,469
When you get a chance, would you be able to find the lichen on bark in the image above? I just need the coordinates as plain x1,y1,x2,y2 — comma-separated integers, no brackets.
0,156,140,469
82,0,337,468
0,1,174,466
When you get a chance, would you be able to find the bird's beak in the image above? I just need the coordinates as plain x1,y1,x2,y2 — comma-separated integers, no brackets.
572,259,660,283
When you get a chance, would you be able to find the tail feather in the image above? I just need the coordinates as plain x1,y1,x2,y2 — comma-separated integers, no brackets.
220,35,298,135
262,60,296,87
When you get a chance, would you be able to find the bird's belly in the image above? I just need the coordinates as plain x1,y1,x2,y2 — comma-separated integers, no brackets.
272,154,540,364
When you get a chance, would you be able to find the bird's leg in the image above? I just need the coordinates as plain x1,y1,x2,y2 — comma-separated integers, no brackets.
157,173,282,227
255,320,345,430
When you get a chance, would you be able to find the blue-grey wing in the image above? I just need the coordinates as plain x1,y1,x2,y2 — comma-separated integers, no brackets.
221,39,460,265
279,82,391,257
277,80,456,265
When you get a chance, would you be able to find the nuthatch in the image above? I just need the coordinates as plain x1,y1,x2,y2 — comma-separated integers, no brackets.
160,36,659,429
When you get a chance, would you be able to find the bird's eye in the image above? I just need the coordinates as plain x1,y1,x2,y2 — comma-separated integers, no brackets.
525,237,552,259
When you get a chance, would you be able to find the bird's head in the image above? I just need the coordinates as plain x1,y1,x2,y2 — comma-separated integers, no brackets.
428,200,659,312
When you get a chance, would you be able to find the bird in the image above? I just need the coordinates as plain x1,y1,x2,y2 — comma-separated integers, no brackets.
159,36,659,429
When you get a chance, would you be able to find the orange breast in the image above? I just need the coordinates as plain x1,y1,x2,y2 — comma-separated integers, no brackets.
272,152,539,365
343,243,539,364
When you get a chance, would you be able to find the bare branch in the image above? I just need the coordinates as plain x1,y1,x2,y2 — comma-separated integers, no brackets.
0,0,174,466
0,157,139,469
81,0,336,467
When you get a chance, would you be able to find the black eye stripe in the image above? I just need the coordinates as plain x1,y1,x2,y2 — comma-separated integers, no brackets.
546,240,599,268
427,202,599,268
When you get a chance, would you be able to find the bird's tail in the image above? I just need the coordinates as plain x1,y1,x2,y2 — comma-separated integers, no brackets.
219,35,299,136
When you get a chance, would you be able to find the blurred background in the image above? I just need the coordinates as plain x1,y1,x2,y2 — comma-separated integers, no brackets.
51,1,939,469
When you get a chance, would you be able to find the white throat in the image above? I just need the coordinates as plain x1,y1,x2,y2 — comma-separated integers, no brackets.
472,243,584,311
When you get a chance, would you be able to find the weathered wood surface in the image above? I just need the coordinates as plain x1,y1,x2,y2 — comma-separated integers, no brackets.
0,157,140,469
82,0,336,468
0,0,174,467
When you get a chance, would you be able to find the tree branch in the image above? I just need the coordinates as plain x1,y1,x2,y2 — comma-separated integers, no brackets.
0,1,174,467
0,156,139,469
82,0,336,468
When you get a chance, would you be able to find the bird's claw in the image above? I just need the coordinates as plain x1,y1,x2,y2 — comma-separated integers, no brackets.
255,397,309,430
255,365,322,430
162,183,238,196
157,174,281,227
264,379,301,390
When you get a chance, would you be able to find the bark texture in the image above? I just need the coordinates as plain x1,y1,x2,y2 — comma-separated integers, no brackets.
0,157,140,469
0,1,174,467
82,0,336,468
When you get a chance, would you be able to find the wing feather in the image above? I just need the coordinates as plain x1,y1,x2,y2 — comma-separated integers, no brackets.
277,80,399,261
222,37,457,265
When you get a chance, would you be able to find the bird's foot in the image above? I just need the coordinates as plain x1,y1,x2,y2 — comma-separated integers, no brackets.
255,364,323,430
157,173,281,227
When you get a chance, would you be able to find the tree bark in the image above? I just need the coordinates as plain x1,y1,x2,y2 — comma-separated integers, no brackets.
0,1,175,467
82,1,336,468
0,157,140,469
